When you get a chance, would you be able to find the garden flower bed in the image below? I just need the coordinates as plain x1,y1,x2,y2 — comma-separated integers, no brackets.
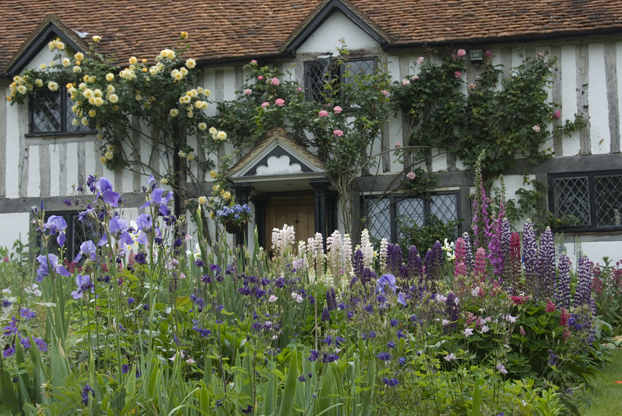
0,173,618,416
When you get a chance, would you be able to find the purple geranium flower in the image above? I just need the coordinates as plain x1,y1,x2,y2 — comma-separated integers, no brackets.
36,254,71,281
74,240,97,263
96,177,120,207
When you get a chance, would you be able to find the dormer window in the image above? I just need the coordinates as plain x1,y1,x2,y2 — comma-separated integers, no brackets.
304,57,376,102
29,85,90,135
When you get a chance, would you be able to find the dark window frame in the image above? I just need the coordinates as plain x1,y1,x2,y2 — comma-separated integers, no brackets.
548,169,622,232
37,210,102,262
304,56,377,102
27,85,96,137
363,191,461,243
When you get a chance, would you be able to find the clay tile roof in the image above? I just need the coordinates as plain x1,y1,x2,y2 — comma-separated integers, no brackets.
3,0,622,74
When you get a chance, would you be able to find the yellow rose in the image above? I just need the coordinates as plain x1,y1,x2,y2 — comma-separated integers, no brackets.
198,196,207,205
94,89,102,97
178,150,187,158
97,133,103,140
83,89,94,99
223,191,232,200
187,154,195,162
48,81,59,91
94,97,104,107
198,122,207,131
180,67,188,76
180,31,188,39
185,59,196,69
106,73,114,82
61,58,70,67
174,72,183,81
170,109,179,117
72,118,80,126
161,178,168,185
92,36,101,42
17,85,27,94
105,150,114,160
107,85,115,93
75,52,84,61
39,63,47,70
88,109,96,117
129,57,138,65
210,171,218,179
142,68,148,72
202,89,211,97
212,184,220,192
216,131,227,141
73,66,82,73
100,156,107,163
81,117,89,126
109,94,119,103
209,127,217,135
112,105,119,111
135,94,142,101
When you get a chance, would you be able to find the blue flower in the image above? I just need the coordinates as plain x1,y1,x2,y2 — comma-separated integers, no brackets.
376,274,397,295
36,254,71,281
308,350,319,362
3,345,15,357
34,338,47,352
19,308,35,320
382,377,399,387
298,375,306,382
390,319,398,327
108,217,135,247
81,384,94,405
377,352,391,361
139,187,173,216
399,357,406,365
128,297,135,305
387,341,395,348
71,274,93,300
96,177,120,207
74,240,97,263
323,335,333,345
44,215,67,246
122,364,130,374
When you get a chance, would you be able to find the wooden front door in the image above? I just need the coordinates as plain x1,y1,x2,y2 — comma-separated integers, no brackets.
266,197,315,256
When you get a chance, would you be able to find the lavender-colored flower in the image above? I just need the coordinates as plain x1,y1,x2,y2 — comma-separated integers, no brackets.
399,357,406,365
407,246,422,283
36,254,71,281
326,288,337,311
445,292,459,332
81,384,94,405
555,255,571,311
536,227,556,300
500,218,511,277
3,345,15,357
34,337,47,352
96,177,120,207
308,350,319,361
353,249,364,277
44,215,67,247
388,243,403,275
382,377,399,387
19,308,35,320
71,274,93,300
74,240,97,263
376,274,397,295
109,216,135,247
574,255,592,307
496,363,508,374
523,220,538,296
423,249,435,287
487,215,504,279
377,352,391,361
548,350,558,366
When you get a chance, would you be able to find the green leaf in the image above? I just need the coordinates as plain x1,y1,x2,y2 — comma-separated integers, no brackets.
471,378,481,416
278,349,297,416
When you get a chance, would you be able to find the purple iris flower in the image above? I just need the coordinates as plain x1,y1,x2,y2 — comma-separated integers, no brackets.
376,274,397,295
134,213,152,245
140,188,173,216
36,254,71,281
96,177,120,207
74,240,97,263
146,174,157,191
109,217,135,246
44,215,67,247
71,274,93,299
397,293,407,306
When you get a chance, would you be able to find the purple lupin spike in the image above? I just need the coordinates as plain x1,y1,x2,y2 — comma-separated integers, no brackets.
501,218,511,279
536,227,556,300
523,220,538,297
555,253,571,310
574,255,592,307
389,243,403,275
353,249,364,277
462,233,474,274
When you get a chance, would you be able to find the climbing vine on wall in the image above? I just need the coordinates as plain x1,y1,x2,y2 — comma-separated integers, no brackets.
390,50,587,179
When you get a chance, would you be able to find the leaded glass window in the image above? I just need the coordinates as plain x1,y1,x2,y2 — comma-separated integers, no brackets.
549,170,622,230
30,85,91,134
304,57,376,102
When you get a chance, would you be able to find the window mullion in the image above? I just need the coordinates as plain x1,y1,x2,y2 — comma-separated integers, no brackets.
588,173,597,228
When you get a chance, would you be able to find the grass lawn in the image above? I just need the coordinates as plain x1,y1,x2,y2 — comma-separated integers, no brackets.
582,347,622,415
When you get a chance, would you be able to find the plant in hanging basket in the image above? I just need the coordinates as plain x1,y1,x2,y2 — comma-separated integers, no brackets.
217,203,251,234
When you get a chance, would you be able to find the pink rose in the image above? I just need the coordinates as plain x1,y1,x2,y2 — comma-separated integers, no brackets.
271,77,280,86
407,171,416,180
275,98,285,106
333,130,344,137
411,75,419,80
468,83,477,89
416,57,424,65
402,79,410,86
298,87,302,91
395,142,402,148
484,50,492,58
251,60,257,64
258,75,264,81
554,109,561,119
244,89,252,95
457,49,466,57
381,90,389,96
333,106,342,114
533,125,541,132
261,102,269,108
455,71,462,78
318,110,328,117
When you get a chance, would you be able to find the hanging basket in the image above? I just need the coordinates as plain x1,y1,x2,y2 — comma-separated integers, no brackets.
224,221,247,234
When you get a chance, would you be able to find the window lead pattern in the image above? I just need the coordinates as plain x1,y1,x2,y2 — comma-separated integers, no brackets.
595,174,622,226
32,89,62,132
552,177,590,225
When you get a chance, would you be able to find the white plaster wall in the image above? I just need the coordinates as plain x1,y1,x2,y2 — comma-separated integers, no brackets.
560,45,581,156
296,11,378,54
0,213,31,250
24,47,63,71
565,241,622,266
27,145,40,197
588,43,610,155
49,144,61,196
5,97,20,198
66,142,79,192
492,174,535,230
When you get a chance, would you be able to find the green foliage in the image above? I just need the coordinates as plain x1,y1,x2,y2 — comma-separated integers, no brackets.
399,214,461,254
391,51,587,178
